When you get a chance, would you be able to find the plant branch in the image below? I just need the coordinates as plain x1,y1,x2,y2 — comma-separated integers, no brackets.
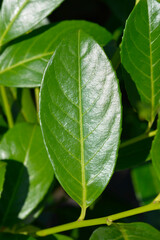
120,129,157,149
0,86,14,128
36,197,160,236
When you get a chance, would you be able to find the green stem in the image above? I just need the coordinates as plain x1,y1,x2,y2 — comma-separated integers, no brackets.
36,200,160,236
0,86,14,128
120,129,157,149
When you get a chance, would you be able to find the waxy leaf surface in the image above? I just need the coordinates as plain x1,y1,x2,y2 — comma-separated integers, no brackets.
121,0,160,124
0,20,112,87
0,0,64,46
0,123,53,225
40,31,121,211
90,222,160,240
151,115,160,180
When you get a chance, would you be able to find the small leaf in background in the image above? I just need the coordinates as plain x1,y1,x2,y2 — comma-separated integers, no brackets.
0,114,8,139
17,89,37,124
116,136,153,170
0,161,6,197
102,0,135,23
89,222,160,240
40,30,121,216
0,233,35,240
0,0,64,46
0,233,73,240
121,0,160,124
132,162,160,205
151,115,160,180
0,123,54,225
0,20,112,87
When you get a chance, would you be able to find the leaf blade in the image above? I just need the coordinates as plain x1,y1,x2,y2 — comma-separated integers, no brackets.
40,30,121,211
0,0,64,46
0,20,112,87
0,123,54,225
121,0,160,124
90,222,160,240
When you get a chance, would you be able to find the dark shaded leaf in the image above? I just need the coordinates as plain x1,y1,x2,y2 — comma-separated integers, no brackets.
0,123,54,225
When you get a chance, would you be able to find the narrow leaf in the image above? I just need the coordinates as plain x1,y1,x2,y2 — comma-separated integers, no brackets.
90,222,160,240
40,30,121,216
0,0,64,46
0,161,6,197
121,0,160,124
0,20,112,87
151,115,160,180
0,123,54,225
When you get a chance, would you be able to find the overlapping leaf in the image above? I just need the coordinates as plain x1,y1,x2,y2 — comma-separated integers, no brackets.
0,123,54,225
40,30,121,214
0,0,64,46
90,222,160,240
121,0,160,124
0,20,112,87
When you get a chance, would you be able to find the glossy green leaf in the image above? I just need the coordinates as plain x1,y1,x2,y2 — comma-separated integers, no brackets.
121,0,160,124
132,162,160,205
0,20,112,87
0,123,54,225
0,161,6,197
0,0,64,46
116,136,153,170
40,30,121,215
90,222,160,240
151,115,160,180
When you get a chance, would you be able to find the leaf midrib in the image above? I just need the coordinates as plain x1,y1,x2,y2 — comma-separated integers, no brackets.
0,0,30,46
78,30,86,212
1,125,36,225
147,0,154,124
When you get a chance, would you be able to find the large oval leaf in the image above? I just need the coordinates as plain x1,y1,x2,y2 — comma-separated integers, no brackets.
0,20,112,87
0,123,54,225
90,222,160,240
121,0,160,125
0,0,64,46
151,115,160,180
40,30,121,217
